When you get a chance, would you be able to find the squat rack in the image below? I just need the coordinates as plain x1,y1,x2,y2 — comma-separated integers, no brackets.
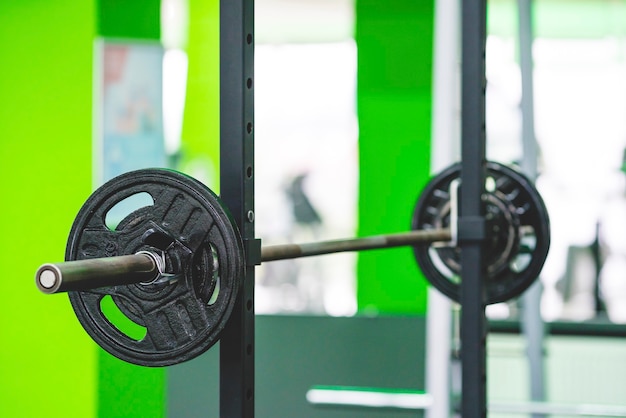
218,0,488,416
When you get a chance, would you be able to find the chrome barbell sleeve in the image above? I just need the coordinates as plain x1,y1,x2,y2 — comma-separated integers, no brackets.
35,252,159,294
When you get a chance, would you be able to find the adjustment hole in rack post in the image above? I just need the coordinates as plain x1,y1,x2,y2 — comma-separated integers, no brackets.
246,166,253,179
246,299,253,311
246,78,252,89
246,122,252,134
246,33,252,44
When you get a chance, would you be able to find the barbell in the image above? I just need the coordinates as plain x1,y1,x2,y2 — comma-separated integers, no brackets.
35,161,550,366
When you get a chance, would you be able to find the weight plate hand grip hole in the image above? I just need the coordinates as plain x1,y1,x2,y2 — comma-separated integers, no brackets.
105,192,154,231
100,295,147,341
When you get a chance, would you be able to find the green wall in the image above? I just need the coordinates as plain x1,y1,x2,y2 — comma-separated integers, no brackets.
99,0,161,40
0,1,171,417
179,0,221,192
355,0,435,315
0,2,97,417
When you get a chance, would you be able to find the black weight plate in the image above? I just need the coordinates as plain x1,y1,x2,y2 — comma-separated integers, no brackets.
412,161,550,305
66,169,244,366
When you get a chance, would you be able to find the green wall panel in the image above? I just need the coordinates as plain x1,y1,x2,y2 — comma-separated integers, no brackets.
356,0,434,315
98,352,166,418
98,0,161,40
0,2,97,417
179,0,221,192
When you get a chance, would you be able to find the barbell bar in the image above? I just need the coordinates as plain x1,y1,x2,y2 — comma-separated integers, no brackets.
36,228,453,295
261,228,452,262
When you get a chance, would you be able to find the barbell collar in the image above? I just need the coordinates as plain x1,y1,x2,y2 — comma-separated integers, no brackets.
35,253,159,294
260,228,452,262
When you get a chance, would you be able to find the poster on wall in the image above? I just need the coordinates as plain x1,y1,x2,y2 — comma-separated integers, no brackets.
96,40,166,184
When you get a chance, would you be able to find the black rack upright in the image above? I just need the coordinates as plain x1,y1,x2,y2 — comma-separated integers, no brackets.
459,0,488,416
219,0,256,417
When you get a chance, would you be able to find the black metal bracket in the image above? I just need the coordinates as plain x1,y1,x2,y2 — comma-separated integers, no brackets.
245,239,262,266
457,216,487,242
